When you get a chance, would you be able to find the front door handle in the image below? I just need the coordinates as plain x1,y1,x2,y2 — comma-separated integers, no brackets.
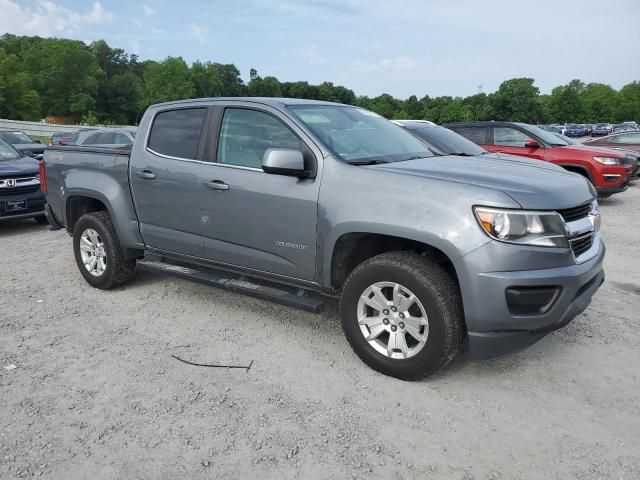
204,180,229,191
136,170,156,180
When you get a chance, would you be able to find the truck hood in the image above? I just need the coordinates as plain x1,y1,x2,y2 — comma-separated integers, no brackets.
370,155,594,210
0,156,40,176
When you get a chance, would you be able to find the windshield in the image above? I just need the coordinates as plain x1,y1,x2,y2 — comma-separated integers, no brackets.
522,124,570,146
409,125,486,156
595,123,608,127
0,131,33,144
552,132,577,145
287,105,432,163
0,139,21,160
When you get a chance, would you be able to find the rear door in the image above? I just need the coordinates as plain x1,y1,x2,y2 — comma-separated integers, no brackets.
198,104,321,281
489,126,545,160
129,107,209,257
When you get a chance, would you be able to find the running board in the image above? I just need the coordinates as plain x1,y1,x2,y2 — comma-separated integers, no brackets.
136,259,325,313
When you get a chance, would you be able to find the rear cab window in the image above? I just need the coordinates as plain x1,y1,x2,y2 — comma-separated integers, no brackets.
148,108,207,160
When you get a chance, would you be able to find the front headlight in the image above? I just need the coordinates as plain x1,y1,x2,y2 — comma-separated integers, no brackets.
474,207,568,248
593,156,621,165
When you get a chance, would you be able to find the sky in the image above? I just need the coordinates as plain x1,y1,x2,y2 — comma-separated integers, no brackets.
1,0,640,99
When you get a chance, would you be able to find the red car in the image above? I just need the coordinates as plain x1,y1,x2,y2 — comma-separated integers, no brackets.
445,121,635,197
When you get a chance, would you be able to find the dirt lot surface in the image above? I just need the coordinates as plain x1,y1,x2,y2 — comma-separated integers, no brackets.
1,186,639,480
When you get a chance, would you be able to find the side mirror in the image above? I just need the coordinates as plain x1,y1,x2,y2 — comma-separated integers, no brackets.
525,140,541,149
262,148,307,177
23,150,35,157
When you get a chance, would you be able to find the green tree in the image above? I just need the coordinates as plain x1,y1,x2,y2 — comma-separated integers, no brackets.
581,83,619,122
547,79,586,122
618,81,640,122
141,57,194,108
0,48,41,120
191,61,223,97
247,70,283,97
404,95,424,119
489,78,544,123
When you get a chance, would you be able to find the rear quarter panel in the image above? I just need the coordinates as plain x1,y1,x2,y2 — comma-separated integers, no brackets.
44,147,144,249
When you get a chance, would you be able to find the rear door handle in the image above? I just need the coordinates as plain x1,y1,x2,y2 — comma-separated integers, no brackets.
136,170,156,180
204,180,229,191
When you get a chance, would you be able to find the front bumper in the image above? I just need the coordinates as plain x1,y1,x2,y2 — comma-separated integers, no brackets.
0,191,45,222
455,237,605,360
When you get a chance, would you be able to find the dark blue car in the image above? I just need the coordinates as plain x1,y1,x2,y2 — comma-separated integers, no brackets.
564,124,586,137
0,139,47,224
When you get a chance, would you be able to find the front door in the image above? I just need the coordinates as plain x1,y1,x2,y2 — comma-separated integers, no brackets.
129,107,208,257
199,106,320,281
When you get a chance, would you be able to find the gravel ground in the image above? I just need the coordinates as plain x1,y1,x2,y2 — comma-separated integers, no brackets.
1,185,639,480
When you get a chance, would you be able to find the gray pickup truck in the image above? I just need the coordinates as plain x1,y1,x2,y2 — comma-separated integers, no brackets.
42,98,605,379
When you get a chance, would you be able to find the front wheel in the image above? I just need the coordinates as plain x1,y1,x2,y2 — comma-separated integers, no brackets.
340,252,464,380
72,211,136,290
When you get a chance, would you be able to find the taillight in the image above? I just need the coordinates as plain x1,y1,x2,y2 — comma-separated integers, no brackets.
39,160,47,194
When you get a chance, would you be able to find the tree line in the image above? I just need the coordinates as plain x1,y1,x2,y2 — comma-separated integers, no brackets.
1,34,639,126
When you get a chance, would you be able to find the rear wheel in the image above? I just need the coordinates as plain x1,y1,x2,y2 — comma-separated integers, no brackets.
339,252,464,380
72,211,136,289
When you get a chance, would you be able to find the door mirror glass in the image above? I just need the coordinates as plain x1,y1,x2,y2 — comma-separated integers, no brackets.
524,140,541,149
262,148,306,177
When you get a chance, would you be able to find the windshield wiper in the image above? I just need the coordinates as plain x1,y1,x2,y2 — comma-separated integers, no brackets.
348,159,391,166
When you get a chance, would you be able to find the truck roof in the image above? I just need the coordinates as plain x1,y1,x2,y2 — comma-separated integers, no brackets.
150,97,349,108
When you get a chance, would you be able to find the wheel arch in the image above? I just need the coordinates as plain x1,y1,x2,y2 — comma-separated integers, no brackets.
325,229,463,293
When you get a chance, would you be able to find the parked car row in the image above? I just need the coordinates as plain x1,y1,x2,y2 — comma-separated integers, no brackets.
50,127,137,147
443,121,638,197
539,122,639,137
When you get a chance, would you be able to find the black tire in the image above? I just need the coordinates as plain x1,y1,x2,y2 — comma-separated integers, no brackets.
34,215,49,225
72,211,136,290
339,252,463,380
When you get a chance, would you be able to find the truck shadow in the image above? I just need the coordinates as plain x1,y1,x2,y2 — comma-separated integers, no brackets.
0,219,49,237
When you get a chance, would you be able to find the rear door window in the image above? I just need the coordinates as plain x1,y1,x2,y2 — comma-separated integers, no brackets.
114,133,132,144
81,134,97,145
148,108,207,159
449,126,490,145
94,132,116,144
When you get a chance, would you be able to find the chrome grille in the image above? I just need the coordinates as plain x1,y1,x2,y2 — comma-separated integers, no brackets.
570,233,593,258
556,203,591,222
0,176,40,196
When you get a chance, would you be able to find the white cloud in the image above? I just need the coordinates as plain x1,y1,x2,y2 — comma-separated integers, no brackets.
0,0,113,36
143,4,155,17
189,23,208,43
355,55,417,73
303,45,327,65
